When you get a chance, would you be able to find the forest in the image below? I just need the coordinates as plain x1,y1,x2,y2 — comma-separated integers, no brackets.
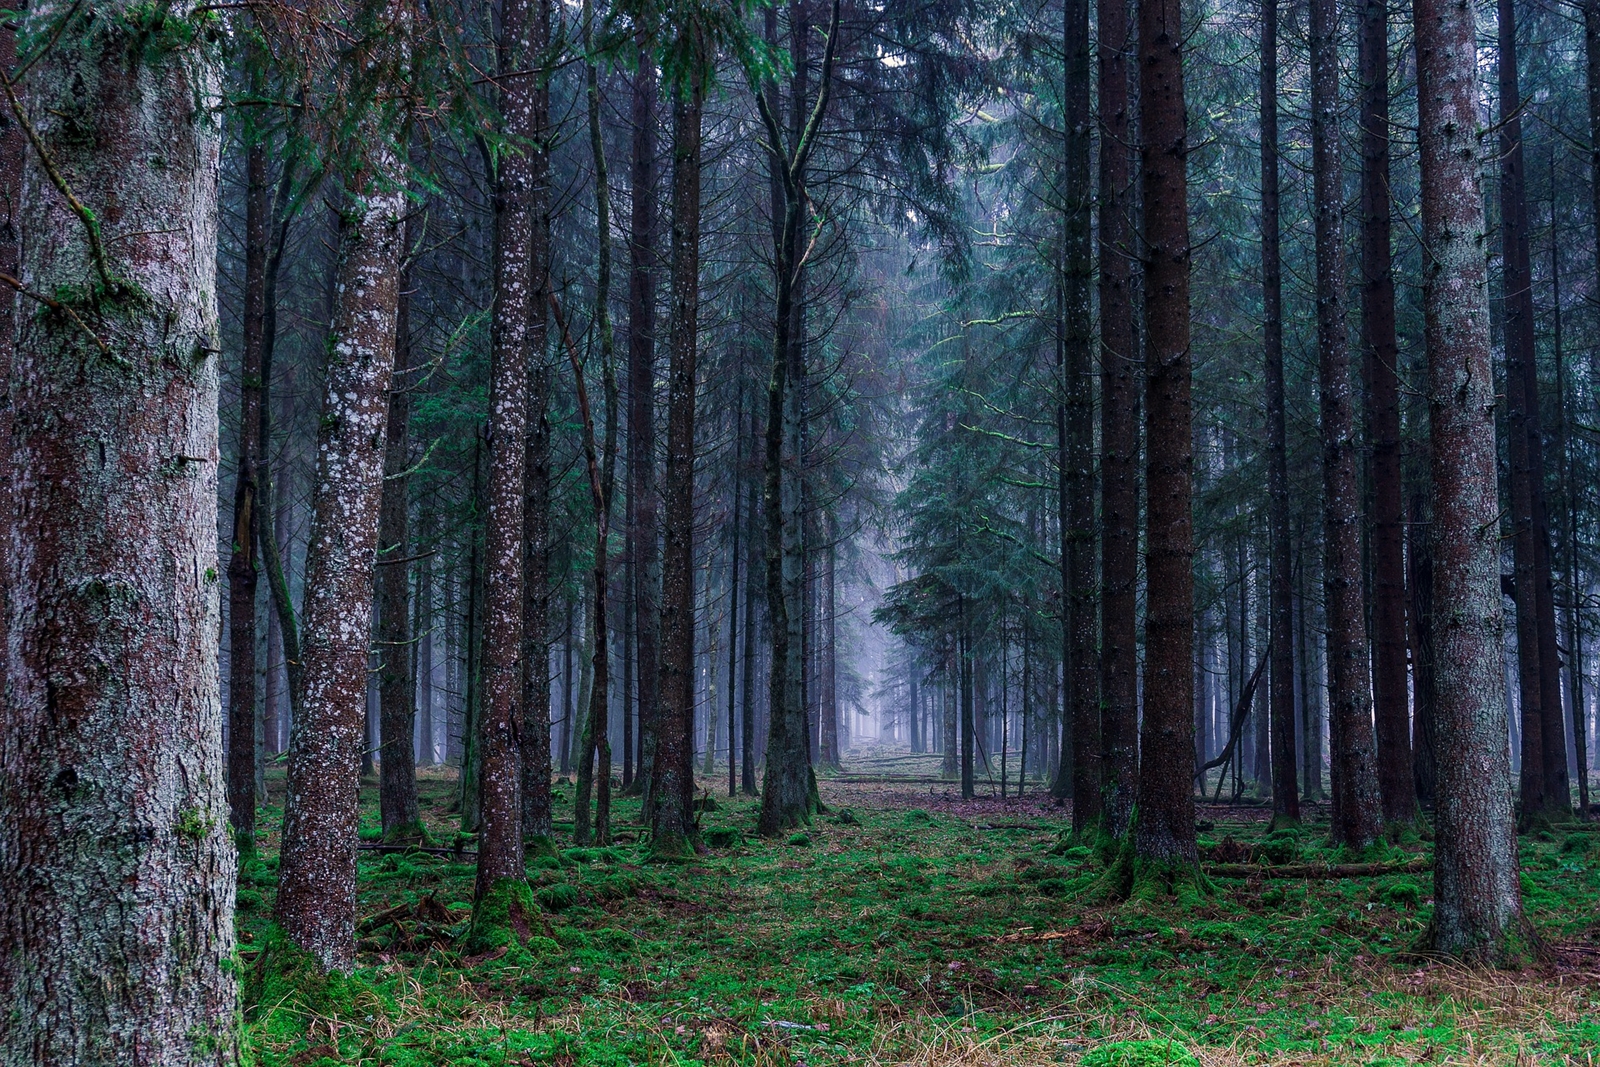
5,0,1600,1060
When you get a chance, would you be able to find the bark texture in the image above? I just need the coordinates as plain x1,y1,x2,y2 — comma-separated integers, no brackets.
1312,0,1383,849
654,67,707,857
1413,0,1527,961
377,216,420,842
0,3,237,1058
1359,0,1414,827
1097,0,1139,842
1261,0,1298,825
1063,0,1099,830
275,143,408,973
1132,0,1199,872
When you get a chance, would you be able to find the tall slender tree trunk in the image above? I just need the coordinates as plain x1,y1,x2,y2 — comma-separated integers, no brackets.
228,134,268,851
378,213,422,842
742,475,761,794
276,132,409,973
627,38,661,803
653,64,707,858
1130,0,1200,880
1098,0,1140,842
520,0,555,843
1414,0,1529,961
1551,202,1590,815
474,0,543,904
1359,0,1414,827
1408,490,1439,806
1062,0,1098,830
0,4,237,1055
757,0,842,834
1312,0,1383,849
1500,0,1569,818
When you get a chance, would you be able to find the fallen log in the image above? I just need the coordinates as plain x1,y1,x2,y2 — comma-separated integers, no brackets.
357,843,477,857
1206,856,1430,879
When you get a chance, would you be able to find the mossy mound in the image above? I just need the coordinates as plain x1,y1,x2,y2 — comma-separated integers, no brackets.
460,877,542,956
702,826,743,848
1081,1038,1200,1067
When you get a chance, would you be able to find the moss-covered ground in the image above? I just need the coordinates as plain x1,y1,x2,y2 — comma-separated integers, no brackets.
239,759,1600,1065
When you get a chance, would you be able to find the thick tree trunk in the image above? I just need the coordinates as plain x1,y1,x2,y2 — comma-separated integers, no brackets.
1312,0,1383,850
0,5,236,1057
1131,0,1200,876
1359,0,1414,827
627,39,661,802
377,217,421,843
275,141,408,973
228,135,268,849
1063,0,1098,830
653,72,707,857
520,0,555,843
1098,0,1139,842
1414,0,1528,961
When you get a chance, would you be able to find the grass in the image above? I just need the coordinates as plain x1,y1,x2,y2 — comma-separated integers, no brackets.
239,761,1600,1066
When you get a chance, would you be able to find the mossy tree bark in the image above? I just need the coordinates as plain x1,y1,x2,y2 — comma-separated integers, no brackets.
276,121,409,974
1413,0,1530,963
519,0,555,845
0,2,238,1059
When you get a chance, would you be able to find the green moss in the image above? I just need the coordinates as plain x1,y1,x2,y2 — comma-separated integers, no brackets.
1081,1038,1200,1067
460,878,541,956
703,826,744,848
787,832,812,847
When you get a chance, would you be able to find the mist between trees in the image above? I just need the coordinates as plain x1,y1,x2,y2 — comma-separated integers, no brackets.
2,0,1598,1061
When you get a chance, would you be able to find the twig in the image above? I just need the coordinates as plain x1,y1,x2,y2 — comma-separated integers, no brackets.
0,270,120,364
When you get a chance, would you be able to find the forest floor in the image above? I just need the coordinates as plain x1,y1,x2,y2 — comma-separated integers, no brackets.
240,753,1600,1066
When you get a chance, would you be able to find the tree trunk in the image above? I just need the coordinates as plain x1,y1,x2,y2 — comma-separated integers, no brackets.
1131,0,1200,877
819,527,840,766
228,133,268,850
377,212,421,843
520,0,555,843
1261,0,1297,822
1312,0,1383,850
742,474,761,794
0,5,237,1056
1062,0,1098,831
1414,0,1529,961
1499,0,1569,818
627,37,661,803
276,141,408,973
475,0,544,899
1098,0,1140,842
1359,0,1414,827
653,67,707,857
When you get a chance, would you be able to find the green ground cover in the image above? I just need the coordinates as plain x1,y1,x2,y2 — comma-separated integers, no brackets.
239,767,1600,1066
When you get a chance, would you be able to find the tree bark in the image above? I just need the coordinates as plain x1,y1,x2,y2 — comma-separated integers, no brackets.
653,65,707,857
1499,0,1569,818
1132,0,1200,876
1312,0,1383,850
1062,0,1098,831
1359,0,1414,828
1414,0,1529,961
377,211,421,843
275,139,408,973
0,4,237,1056
228,133,268,850
627,37,660,803
1098,0,1140,842
520,0,555,843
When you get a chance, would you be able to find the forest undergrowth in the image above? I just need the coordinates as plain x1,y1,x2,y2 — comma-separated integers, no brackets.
239,765,1600,1066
